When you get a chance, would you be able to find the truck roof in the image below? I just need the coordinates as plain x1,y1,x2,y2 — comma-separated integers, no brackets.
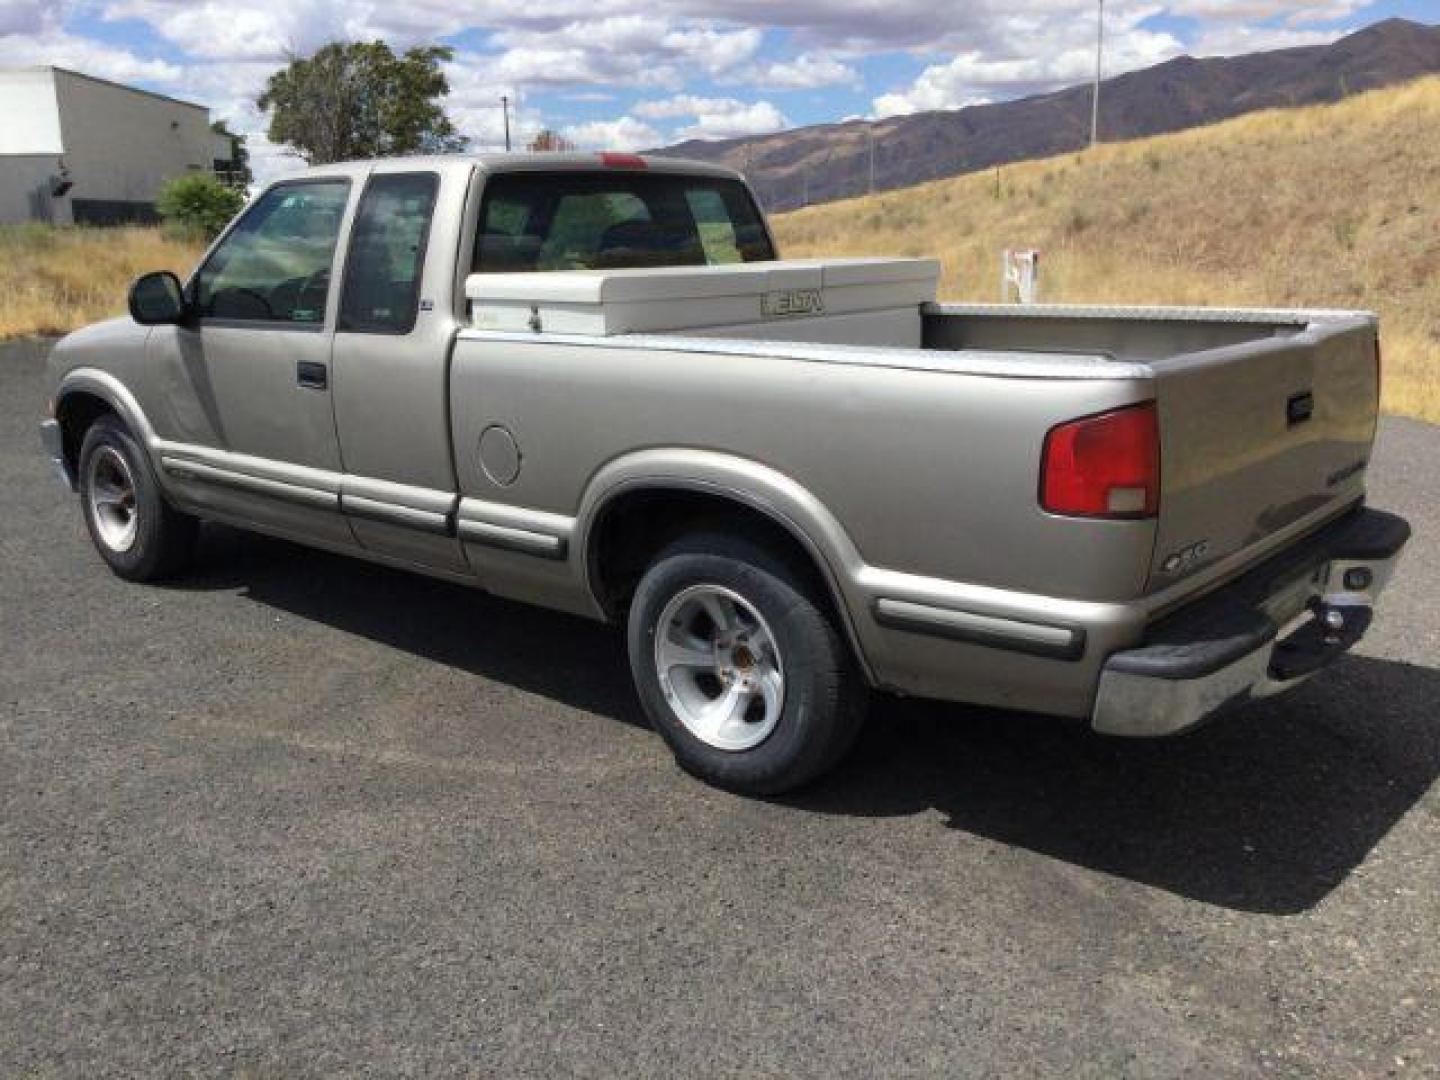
283,152,744,184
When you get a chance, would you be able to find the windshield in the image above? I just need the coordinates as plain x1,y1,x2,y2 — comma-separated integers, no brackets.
473,170,775,273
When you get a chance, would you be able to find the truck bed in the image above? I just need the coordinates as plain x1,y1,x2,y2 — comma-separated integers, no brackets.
463,259,1379,605
923,302,1360,362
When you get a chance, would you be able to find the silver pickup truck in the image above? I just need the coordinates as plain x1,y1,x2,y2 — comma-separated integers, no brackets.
40,153,1410,793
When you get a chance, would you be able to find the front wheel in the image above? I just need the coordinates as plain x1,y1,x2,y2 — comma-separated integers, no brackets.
78,414,197,582
627,532,868,795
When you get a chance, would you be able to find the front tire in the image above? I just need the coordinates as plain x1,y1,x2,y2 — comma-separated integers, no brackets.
78,414,196,582
627,532,867,795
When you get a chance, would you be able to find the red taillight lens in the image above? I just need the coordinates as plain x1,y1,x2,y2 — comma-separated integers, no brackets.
599,152,647,169
1040,401,1160,518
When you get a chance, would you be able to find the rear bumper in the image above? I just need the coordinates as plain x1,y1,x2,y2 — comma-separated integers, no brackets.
1092,507,1410,737
40,419,76,491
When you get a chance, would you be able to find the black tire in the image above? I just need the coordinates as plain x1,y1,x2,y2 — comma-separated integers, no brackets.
627,531,868,795
77,414,197,582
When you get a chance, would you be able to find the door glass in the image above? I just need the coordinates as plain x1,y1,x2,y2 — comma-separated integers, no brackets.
194,180,350,324
339,173,439,334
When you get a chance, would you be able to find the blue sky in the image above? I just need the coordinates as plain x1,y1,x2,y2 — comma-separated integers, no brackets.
0,0,1430,179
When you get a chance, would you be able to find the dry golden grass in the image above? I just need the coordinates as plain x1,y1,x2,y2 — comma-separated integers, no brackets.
773,76,1440,422
0,225,203,339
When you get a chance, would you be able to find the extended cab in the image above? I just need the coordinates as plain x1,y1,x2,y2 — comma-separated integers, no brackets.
40,153,1410,793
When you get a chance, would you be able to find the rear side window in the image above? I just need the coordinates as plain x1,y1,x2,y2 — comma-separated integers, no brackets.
474,171,774,273
339,172,439,334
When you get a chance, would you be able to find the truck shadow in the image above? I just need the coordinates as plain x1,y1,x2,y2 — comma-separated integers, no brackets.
188,525,1439,917
797,661,1440,915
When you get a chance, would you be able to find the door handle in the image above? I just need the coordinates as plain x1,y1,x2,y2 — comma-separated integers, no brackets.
297,361,328,390
1287,389,1314,427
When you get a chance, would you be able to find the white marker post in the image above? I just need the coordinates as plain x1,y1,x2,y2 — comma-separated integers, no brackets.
1001,249,1042,304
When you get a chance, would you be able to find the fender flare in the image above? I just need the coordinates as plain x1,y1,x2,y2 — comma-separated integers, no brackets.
55,367,160,453
574,448,876,682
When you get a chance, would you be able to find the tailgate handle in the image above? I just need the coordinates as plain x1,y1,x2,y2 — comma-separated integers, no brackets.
1287,390,1314,427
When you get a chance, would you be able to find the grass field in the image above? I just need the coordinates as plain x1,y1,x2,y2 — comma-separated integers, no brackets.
773,76,1440,422
0,224,202,340
3,78,1437,420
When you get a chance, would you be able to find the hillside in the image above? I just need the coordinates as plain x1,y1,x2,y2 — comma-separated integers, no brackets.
660,18,1440,213
770,76,1440,422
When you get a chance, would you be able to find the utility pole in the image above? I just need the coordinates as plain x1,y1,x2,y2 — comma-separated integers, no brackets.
868,127,876,194
1090,0,1104,148
501,94,512,152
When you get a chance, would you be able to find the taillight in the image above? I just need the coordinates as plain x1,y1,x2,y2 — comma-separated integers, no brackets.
1040,401,1160,519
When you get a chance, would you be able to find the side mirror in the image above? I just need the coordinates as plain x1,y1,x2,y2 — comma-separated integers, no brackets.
128,271,188,326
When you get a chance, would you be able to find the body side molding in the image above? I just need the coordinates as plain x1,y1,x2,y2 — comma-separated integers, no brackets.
457,497,573,559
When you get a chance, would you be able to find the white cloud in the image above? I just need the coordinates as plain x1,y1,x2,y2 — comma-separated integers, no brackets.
0,0,65,36
1189,23,1344,54
659,24,762,72
0,27,183,83
731,51,858,90
632,93,735,119
872,10,1184,117
484,15,760,89
632,93,789,139
684,103,785,140
562,114,663,148
1163,1,1362,22
101,0,370,62
243,131,307,186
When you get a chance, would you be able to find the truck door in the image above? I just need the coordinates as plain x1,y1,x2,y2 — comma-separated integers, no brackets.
331,167,470,573
144,176,356,548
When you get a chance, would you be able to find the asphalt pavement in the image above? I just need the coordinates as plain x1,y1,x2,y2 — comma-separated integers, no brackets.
2,339,1437,1077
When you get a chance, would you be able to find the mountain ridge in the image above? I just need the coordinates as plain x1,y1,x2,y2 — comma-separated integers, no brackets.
652,18,1440,211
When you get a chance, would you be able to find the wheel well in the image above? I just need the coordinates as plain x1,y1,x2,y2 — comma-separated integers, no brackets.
588,488,847,627
55,392,116,474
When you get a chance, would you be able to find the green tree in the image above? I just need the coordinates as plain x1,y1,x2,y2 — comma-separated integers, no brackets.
156,173,246,240
258,41,468,164
210,119,253,190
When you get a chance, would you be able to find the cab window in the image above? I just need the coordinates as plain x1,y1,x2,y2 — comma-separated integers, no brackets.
339,173,439,334
194,179,350,324
474,171,774,273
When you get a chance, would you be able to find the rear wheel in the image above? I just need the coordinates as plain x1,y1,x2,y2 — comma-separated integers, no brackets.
627,532,867,795
78,414,196,582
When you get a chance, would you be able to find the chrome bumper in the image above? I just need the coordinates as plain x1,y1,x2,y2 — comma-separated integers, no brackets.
40,419,76,491
1092,508,1410,737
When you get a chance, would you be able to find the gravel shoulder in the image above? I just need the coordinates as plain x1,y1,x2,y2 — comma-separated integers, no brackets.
2,340,1437,1077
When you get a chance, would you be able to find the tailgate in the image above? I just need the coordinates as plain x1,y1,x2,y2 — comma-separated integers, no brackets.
1147,314,1380,591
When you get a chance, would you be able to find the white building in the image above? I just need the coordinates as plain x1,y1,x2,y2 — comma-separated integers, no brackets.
0,66,238,226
